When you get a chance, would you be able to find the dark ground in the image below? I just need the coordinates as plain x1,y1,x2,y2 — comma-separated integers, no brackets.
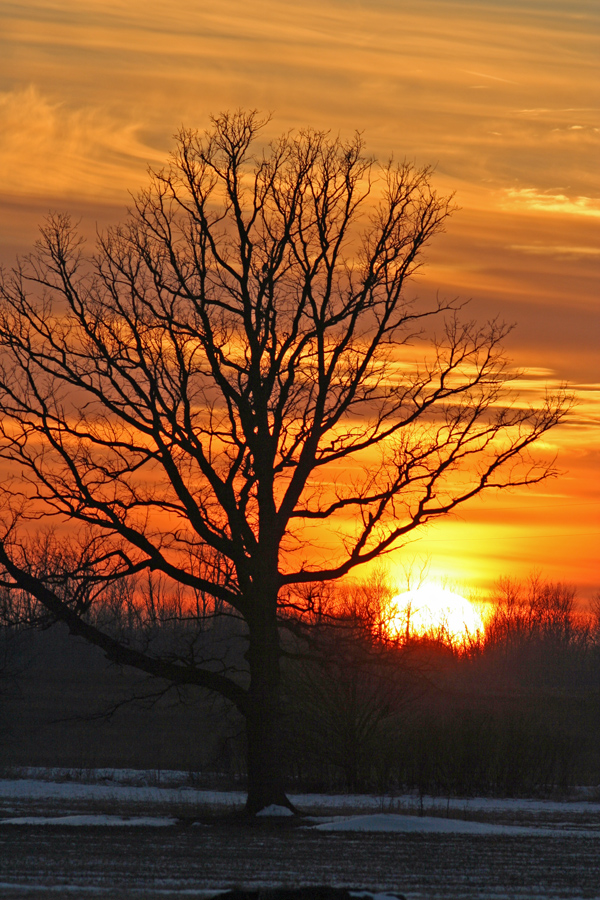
0,824,599,900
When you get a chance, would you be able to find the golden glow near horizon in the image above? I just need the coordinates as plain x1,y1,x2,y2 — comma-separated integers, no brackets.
391,586,484,641
0,0,598,599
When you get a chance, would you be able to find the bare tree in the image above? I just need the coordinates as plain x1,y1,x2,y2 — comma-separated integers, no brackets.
0,111,569,813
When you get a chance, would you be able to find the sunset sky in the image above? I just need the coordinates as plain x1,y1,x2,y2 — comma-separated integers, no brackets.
0,0,598,600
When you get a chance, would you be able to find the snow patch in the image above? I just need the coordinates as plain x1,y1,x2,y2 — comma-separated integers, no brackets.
350,894,407,900
256,804,294,817
312,813,547,834
0,814,177,827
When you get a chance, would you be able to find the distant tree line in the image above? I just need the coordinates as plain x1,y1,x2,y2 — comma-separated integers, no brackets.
281,573,600,796
1,572,599,797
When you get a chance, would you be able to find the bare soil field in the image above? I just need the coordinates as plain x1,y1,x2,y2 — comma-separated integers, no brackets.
1,823,599,900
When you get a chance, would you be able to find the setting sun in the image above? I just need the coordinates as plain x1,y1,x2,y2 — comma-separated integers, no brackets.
391,585,484,639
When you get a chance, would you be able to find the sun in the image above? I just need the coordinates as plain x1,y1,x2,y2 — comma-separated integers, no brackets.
390,584,483,639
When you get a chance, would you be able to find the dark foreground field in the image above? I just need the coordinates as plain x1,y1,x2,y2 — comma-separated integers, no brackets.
1,824,599,900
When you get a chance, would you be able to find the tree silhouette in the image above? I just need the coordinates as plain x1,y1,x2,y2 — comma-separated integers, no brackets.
0,111,569,813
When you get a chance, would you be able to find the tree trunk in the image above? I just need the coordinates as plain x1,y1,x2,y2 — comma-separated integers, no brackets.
244,615,295,815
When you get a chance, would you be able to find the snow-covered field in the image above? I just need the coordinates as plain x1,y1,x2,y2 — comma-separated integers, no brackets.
1,768,600,899
2,766,600,828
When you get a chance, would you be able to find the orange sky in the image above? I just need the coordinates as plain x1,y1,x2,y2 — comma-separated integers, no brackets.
0,0,598,600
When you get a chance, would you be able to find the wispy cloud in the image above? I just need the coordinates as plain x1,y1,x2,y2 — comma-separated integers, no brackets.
0,86,161,202
504,188,600,218
509,244,600,256
463,70,519,85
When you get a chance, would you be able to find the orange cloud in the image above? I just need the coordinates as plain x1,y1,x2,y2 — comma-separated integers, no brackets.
0,86,160,202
